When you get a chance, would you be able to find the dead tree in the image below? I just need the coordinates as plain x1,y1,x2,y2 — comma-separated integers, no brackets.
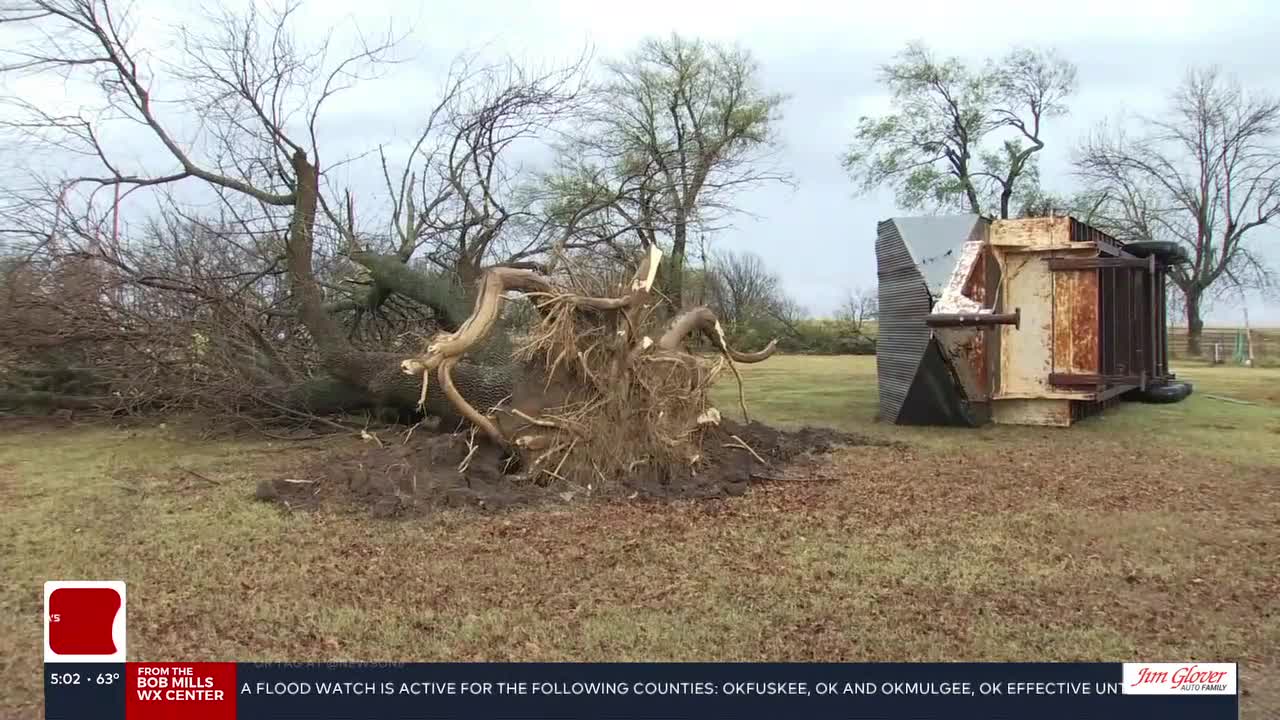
0,2,555,421
1076,67,1280,354
0,2,781,452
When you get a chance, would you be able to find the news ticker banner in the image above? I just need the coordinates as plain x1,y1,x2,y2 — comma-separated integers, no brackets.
45,661,1240,719
43,582,1240,719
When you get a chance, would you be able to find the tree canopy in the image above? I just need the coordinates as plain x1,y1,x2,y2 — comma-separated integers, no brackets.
577,33,789,309
843,42,1076,219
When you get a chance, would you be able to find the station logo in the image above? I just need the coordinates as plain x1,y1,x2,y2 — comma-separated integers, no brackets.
1121,663,1236,695
44,581,127,663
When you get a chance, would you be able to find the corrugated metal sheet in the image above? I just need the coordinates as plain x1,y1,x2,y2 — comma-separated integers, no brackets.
875,219,932,423
877,215,988,425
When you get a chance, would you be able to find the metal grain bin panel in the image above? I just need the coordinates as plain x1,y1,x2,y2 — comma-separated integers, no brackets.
896,337,981,425
891,215,985,298
875,219,932,423
876,215,985,424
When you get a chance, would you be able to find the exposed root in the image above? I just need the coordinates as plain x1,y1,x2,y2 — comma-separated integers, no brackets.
552,437,577,481
658,307,779,363
724,434,769,466
725,357,749,423
399,247,778,487
437,356,503,445
457,427,480,474
401,418,426,445
509,408,586,438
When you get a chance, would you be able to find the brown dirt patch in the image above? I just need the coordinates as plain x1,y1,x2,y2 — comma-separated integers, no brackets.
260,420,895,517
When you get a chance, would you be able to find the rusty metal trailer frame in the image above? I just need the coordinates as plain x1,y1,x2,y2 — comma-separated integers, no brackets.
876,214,1185,427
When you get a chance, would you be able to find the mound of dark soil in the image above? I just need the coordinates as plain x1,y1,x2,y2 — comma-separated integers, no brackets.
259,420,894,518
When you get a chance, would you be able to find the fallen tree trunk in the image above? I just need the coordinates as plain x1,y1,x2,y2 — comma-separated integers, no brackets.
346,251,471,328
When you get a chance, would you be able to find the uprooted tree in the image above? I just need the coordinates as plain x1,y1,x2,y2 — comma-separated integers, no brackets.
0,1,782,479
398,244,776,482
1,0,457,421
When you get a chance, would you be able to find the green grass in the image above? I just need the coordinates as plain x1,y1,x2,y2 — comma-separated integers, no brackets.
3,356,1278,718
713,355,1280,462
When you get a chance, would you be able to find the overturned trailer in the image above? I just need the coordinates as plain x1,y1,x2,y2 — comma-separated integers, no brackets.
876,215,1191,427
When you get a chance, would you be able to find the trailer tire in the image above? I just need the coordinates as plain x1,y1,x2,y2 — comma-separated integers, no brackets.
1124,240,1190,265
1134,381,1193,404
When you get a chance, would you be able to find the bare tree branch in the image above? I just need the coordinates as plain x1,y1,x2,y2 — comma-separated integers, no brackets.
1075,66,1280,352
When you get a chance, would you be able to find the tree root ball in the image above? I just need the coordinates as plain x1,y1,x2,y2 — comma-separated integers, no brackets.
389,247,788,488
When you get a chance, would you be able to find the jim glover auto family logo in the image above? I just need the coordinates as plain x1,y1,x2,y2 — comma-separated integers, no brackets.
1122,663,1237,694
44,581,127,663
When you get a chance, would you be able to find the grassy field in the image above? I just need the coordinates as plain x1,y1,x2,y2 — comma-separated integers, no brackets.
2,356,1277,717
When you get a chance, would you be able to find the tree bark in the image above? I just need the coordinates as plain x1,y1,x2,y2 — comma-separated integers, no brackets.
662,218,688,310
286,150,359,380
276,151,513,421
1185,288,1204,356
348,251,471,330
964,182,981,216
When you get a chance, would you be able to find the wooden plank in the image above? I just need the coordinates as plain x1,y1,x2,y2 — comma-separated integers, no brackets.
996,390,1096,400
1050,373,1101,388
999,253,1053,395
1049,373,1142,387
992,398,1073,427
1073,270,1099,373
1051,269,1099,377
990,217,1071,248
1052,270,1074,375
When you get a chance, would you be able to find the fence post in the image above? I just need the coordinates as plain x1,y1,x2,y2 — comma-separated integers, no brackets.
1244,308,1255,368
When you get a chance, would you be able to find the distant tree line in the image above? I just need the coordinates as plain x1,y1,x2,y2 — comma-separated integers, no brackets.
692,250,877,356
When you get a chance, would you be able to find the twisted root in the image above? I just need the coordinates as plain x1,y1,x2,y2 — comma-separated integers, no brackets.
401,245,776,454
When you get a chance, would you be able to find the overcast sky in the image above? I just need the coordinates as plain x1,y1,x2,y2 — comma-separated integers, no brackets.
3,0,1278,322
406,0,1278,322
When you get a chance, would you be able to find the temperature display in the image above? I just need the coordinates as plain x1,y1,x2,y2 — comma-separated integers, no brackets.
45,664,126,720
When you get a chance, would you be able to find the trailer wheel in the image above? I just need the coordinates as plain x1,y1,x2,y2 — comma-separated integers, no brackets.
1123,240,1190,265
1134,381,1193,404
